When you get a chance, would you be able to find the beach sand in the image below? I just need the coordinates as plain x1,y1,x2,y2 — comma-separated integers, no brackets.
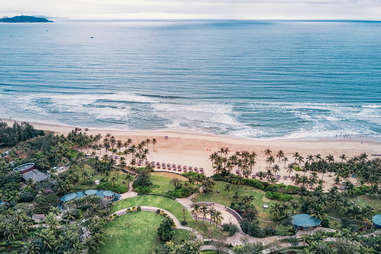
4,119,381,188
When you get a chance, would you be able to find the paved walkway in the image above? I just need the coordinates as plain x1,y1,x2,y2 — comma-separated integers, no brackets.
112,206,203,241
119,182,137,200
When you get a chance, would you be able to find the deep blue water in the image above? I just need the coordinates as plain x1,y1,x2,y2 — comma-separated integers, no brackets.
0,20,380,139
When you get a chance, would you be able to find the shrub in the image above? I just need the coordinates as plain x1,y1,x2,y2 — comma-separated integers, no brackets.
134,185,152,194
222,223,239,236
34,193,59,214
321,217,329,227
133,171,152,189
265,191,293,201
274,225,296,236
166,185,197,198
137,206,141,212
19,191,36,202
181,220,188,226
157,217,175,242
240,219,265,237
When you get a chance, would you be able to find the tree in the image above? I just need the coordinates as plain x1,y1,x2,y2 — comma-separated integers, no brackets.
156,240,201,254
157,217,175,242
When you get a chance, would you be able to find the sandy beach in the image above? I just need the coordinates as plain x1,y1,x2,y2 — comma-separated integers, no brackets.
4,119,381,187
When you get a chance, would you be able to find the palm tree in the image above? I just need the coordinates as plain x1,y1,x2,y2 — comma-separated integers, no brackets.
214,211,223,225
117,140,122,153
266,155,275,170
209,208,216,224
200,206,209,221
152,138,157,152
276,150,284,162
192,204,200,220
287,163,294,177
272,164,280,176
264,149,272,157
293,152,300,163
282,156,289,168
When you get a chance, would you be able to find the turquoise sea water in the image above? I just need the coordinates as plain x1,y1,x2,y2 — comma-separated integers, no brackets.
0,20,380,139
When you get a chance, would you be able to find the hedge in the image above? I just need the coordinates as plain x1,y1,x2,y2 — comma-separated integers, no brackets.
265,191,293,201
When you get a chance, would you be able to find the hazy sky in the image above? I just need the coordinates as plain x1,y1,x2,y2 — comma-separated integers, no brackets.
0,0,380,20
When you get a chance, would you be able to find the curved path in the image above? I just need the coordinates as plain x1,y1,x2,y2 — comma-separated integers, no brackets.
112,206,202,241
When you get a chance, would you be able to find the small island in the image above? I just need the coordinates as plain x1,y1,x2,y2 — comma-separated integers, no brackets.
0,15,53,23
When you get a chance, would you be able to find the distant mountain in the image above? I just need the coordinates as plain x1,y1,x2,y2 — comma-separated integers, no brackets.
0,15,53,23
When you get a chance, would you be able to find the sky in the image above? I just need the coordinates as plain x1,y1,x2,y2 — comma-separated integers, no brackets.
0,0,380,20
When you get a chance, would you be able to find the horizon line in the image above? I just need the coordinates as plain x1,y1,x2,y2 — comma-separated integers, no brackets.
56,18,381,22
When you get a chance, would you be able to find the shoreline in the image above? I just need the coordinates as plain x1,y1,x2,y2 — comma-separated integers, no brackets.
2,117,380,144
3,118,381,189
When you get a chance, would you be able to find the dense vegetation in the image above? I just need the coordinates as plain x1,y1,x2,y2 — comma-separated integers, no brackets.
0,121,44,148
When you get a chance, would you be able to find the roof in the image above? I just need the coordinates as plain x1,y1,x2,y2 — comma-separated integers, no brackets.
22,169,48,182
85,190,97,195
14,163,35,172
61,193,78,202
103,190,114,197
32,214,46,222
61,190,119,203
292,214,321,228
372,215,381,226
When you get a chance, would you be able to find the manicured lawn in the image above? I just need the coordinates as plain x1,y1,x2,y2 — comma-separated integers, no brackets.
100,211,161,254
150,172,195,196
355,195,381,212
111,195,193,222
101,211,195,254
194,181,278,224
150,174,181,194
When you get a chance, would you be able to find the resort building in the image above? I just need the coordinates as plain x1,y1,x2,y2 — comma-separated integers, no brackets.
292,214,321,230
60,190,120,207
13,163,49,183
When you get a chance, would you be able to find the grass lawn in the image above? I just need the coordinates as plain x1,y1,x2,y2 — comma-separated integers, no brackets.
100,212,159,254
150,172,197,196
150,174,182,194
111,195,193,222
355,195,381,212
194,181,279,225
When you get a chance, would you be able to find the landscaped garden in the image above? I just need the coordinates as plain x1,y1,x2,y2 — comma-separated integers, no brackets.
68,163,132,193
193,181,279,224
100,211,192,254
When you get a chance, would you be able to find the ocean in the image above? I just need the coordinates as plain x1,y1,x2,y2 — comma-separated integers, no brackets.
0,20,380,139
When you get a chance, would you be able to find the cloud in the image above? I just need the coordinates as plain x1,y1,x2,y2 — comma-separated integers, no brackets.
0,0,380,20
